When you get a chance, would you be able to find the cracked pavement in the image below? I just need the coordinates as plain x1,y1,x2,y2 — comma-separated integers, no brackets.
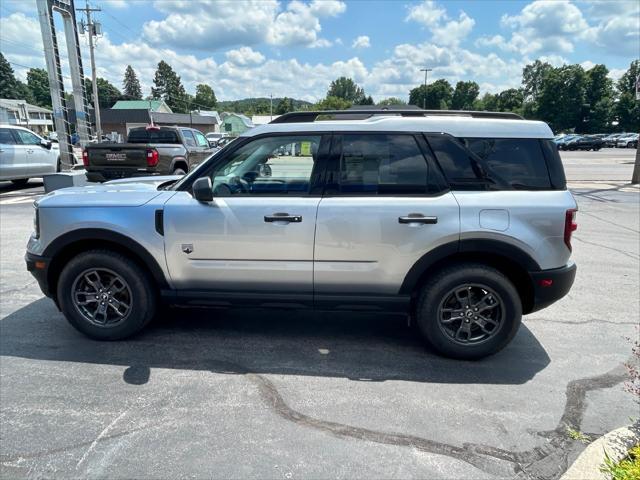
1,149,639,479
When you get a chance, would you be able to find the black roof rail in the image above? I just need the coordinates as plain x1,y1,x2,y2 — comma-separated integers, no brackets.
270,109,523,123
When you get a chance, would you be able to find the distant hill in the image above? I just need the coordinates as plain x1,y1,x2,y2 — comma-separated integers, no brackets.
217,97,313,114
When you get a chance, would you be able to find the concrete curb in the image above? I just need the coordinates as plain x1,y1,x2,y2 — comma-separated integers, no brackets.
561,424,639,480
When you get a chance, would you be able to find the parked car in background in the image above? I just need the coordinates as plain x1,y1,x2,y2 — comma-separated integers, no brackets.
0,124,60,185
205,132,226,147
616,133,638,148
602,133,626,147
83,126,215,182
554,134,580,150
565,135,604,151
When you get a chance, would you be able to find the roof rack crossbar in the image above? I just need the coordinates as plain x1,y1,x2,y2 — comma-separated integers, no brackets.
270,109,523,124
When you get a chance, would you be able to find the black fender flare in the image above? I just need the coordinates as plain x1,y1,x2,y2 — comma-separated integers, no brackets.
399,239,540,294
43,228,169,289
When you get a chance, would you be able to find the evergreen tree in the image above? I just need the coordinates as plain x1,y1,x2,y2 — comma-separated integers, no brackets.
122,65,142,100
151,61,189,113
194,84,217,110
26,68,51,107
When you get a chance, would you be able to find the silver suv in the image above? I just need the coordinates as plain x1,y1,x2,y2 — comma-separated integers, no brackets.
26,110,577,359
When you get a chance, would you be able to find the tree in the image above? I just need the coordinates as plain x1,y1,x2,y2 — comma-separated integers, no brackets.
27,68,51,107
479,93,498,112
326,77,365,103
85,77,122,108
409,79,453,109
584,65,614,132
615,60,640,133
151,61,189,113
122,65,142,100
0,53,34,103
496,88,524,113
377,97,407,106
194,84,217,110
617,59,640,96
522,60,553,102
275,97,294,115
537,65,587,132
356,95,374,105
451,81,479,110
314,96,351,110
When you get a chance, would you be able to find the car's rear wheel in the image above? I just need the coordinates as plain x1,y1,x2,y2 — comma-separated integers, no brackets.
172,167,187,175
57,250,156,340
416,264,522,359
11,178,29,187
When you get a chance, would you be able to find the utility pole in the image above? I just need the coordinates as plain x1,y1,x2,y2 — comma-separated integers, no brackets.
632,74,640,184
78,1,102,140
270,93,273,121
420,68,432,110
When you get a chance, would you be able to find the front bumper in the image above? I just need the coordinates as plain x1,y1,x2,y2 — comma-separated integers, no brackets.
528,262,577,313
25,252,52,298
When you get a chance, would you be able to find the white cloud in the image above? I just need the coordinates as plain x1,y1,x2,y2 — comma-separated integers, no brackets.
405,1,446,28
225,47,265,66
352,35,370,49
406,1,475,47
142,0,346,50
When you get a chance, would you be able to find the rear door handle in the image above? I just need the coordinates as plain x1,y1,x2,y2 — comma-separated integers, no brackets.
264,213,302,223
398,214,438,224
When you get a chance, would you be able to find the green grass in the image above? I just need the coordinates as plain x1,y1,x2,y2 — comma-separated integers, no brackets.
600,444,640,480
566,426,591,444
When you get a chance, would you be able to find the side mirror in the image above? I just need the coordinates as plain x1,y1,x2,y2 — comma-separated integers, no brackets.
192,177,213,202
41,139,52,150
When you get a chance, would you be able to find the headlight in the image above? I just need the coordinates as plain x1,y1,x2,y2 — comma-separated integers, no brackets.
33,204,40,239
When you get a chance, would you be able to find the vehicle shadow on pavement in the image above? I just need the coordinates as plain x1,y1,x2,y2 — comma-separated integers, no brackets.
1,297,550,386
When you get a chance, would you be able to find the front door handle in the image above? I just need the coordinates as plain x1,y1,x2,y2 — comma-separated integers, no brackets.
264,213,302,223
398,214,438,225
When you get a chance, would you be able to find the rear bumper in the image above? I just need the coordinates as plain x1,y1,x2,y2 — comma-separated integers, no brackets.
86,169,160,182
528,262,576,313
25,251,52,298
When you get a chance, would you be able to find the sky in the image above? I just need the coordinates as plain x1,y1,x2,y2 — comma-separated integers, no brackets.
0,0,638,103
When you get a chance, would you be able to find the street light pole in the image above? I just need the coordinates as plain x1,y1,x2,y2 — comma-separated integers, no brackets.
420,68,432,110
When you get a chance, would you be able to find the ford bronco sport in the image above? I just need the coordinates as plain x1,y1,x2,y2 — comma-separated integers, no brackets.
26,110,577,359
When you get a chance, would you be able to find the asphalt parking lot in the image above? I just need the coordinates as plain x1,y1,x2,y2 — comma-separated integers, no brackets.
1,148,638,479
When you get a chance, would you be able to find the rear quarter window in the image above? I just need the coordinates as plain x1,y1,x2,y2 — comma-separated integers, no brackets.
460,138,551,189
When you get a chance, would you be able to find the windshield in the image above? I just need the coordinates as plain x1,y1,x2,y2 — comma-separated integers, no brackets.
168,137,239,190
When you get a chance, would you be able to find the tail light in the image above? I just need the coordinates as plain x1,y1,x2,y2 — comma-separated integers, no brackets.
146,148,159,167
564,208,578,251
82,149,89,167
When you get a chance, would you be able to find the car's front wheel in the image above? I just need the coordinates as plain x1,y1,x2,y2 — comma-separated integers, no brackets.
416,264,522,359
11,178,29,187
57,250,156,340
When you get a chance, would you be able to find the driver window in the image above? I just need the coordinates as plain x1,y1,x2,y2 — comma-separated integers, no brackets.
209,135,321,196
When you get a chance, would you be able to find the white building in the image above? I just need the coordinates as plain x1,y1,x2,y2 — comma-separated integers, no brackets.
0,99,54,135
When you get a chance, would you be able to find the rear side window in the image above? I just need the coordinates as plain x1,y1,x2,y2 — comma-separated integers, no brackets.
426,134,555,190
127,128,180,144
0,128,16,144
338,134,429,194
460,138,551,189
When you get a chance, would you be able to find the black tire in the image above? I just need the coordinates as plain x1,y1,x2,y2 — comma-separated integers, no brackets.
172,167,187,175
57,249,157,340
56,158,61,172
11,178,29,187
416,263,522,360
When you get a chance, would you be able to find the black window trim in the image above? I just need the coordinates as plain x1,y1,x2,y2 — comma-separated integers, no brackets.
175,131,331,198
321,131,449,198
